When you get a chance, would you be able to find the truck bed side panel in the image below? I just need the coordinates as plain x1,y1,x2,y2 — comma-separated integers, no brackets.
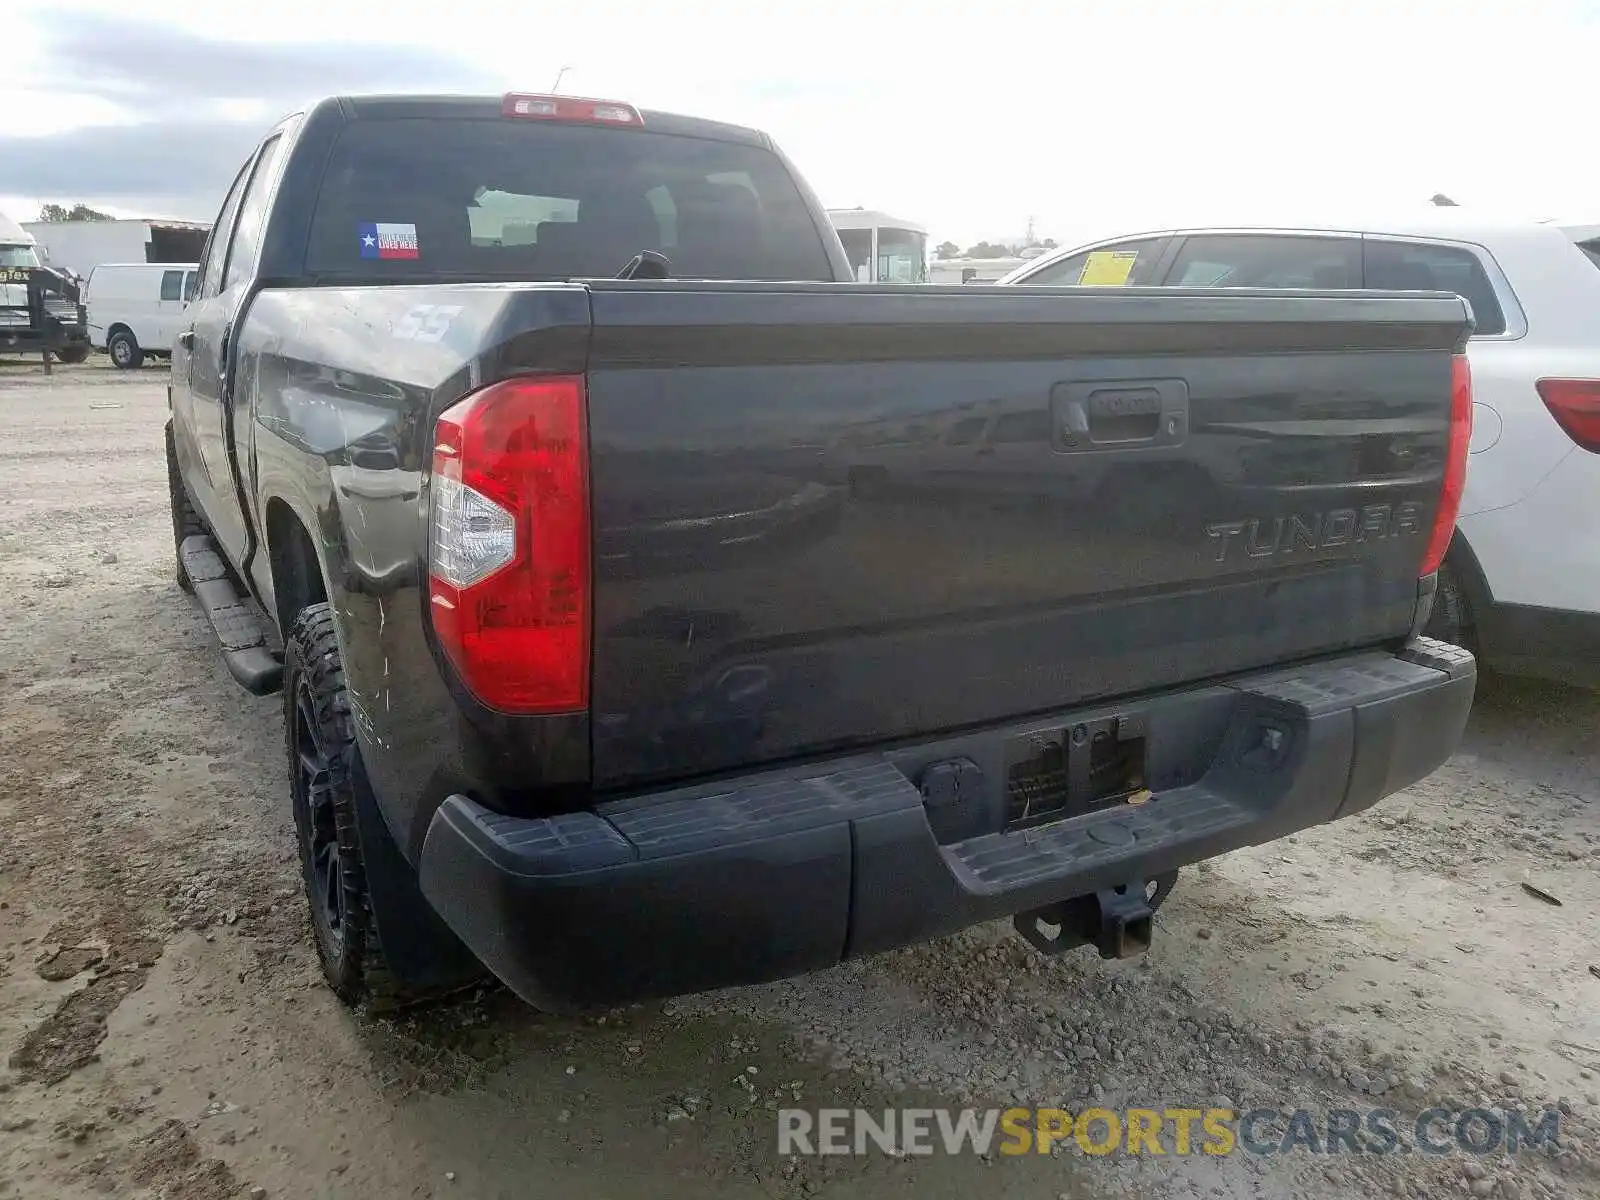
235,283,594,854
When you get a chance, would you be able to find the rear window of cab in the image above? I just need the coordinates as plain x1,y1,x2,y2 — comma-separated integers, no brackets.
304,118,835,283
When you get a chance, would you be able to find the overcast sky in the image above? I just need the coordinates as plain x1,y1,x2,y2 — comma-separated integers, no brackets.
2,0,1597,248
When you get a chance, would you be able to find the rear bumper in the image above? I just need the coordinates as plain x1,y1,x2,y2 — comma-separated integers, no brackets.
419,638,1476,1011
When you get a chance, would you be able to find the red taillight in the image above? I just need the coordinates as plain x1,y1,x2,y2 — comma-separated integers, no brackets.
1535,378,1600,453
427,376,589,714
1420,354,1473,578
501,93,643,126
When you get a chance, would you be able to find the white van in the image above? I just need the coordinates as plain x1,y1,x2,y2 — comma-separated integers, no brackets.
84,262,198,368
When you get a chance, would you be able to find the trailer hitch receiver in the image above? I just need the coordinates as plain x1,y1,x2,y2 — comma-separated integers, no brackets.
1013,874,1176,960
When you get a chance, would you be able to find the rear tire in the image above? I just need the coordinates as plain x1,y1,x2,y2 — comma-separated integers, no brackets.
166,422,205,594
55,344,89,364
108,329,143,369
284,604,409,1008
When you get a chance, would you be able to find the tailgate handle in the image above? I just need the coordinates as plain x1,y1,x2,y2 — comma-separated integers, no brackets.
1052,380,1188,452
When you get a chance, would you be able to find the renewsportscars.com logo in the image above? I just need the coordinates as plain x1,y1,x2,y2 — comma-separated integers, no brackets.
777,1106,1562,1158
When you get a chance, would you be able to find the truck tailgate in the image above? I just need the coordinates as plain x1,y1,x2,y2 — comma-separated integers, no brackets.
582,282,1471,789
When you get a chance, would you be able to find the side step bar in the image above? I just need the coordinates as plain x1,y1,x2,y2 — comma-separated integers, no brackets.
180,535,282,695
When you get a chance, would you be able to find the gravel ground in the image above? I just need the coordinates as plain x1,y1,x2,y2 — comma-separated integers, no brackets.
1,361,1597,1200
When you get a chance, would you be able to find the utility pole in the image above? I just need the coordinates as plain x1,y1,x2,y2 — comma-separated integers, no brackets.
1024,214,1036,246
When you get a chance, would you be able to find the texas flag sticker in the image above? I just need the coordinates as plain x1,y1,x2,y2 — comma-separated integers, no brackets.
358,222,419,260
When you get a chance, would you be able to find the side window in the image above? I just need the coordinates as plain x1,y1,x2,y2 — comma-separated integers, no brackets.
197,160,253,299
1166,235,1360,288
1363,240,1507,337
222,134,285,290
1014,238,1164,286
182,271,197,302
159,270,183,302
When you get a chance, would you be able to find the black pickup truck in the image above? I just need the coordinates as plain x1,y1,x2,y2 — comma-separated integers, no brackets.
166,92,1478,1011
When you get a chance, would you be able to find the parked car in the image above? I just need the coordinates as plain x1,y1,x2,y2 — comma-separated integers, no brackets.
1000,215,1600,690
166,92,1476,1013
85,261,199,368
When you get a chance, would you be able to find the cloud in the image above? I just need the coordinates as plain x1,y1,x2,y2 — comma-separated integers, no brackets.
31,12,491,117
0,121,260,216
1,10,497,214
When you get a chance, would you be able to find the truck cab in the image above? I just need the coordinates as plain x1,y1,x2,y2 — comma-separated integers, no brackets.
0,212,90,363
0,215,43,335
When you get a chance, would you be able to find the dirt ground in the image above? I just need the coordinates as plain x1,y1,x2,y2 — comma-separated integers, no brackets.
1,360,1597,1200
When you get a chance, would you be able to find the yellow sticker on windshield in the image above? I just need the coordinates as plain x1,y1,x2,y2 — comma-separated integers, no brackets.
1077,250,1139,286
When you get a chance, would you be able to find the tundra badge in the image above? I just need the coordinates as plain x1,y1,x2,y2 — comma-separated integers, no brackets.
1205,502,1426,562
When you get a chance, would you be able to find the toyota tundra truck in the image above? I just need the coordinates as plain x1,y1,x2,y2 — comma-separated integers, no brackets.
165,92,1478,1011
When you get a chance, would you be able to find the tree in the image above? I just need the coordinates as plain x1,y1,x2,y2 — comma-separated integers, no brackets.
37,203,114,222
935,241,961,260
965,241,1012,259
1429,193,1458,207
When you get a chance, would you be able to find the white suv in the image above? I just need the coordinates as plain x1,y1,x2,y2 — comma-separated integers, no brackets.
999,214,1600,689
